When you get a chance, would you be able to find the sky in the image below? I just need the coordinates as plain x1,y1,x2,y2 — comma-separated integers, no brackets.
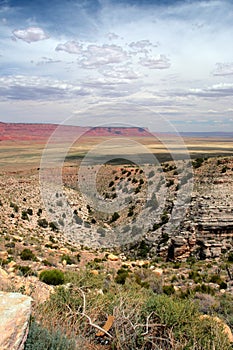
0,0,233,131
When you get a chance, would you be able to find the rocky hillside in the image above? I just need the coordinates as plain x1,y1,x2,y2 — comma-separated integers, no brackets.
1,156,233,349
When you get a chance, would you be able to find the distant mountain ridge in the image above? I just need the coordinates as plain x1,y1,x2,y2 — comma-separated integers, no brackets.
0,122,232,141
180,131,233,138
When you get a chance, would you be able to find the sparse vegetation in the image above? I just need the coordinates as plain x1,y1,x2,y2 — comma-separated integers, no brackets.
20,248,36,261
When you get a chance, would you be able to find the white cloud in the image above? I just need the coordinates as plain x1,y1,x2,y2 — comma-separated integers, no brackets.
55,41,83,54
12,27,49,43
78,44,128,69
107,32,119,40
139,54,170,69
99,65,140,80
128,39,155,53
213,62,233,76
0,75,89,100
176,83,233,98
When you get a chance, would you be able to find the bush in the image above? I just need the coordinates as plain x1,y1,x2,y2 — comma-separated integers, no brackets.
27,208,33,216
38,218,48,228
60,254,75,265
17,265,34,276
142,294,231,349
115,268,129,285
163,284,175,295
39,269,65,285
21,210,29,220
10,202,19,212
37,208,42,216
110,212,120,223
192,157,204,169
24,319,76,350
227,252,233,262
49,222,59,232
20,248,36,261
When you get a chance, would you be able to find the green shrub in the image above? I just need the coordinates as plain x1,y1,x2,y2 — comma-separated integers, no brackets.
115,268,129,285
138,240,150,258
27,208,33,216
20,248,36,261
166,179,174,187
49,222,59,232
60,254,75,265
17,265,34,276
194,283,215,295
38,218,48,228
110,212,120,223
37,208,42,216
189,270,203,283
219,281,227,290
10,202,19,212
39,269,65,285
192,157,204,169
21,210,29,220
227,252,233,262
163,284,175,295
24,319,76,350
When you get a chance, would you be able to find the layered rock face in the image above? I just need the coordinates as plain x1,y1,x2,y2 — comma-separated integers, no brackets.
0,292,32,350
167,157,233,260
139,157,233,261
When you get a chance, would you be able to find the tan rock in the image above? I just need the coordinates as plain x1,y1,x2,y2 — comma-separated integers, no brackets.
60,247,70,254
8,267,16,273
137,260,149,267
0,267,9,290
8,261,17,268
15,276,54,304
108,254,119,261
0,251,8,260
90,269,99,275
0,266,8,279
152,268,163,276
0,291,32,350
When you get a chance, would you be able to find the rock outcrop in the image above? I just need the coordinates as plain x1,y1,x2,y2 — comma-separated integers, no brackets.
0,292,32,350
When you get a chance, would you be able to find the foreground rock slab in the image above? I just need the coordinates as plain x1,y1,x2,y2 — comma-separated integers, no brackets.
0,291,32,350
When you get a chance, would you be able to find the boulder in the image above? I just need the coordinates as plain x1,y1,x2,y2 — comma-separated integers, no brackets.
107,254,119,261
0,291,32,350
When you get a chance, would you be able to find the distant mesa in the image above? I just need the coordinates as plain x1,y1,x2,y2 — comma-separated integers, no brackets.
0,122,151,142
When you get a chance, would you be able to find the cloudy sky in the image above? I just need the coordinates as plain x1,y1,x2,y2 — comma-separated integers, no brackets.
0,0,233,131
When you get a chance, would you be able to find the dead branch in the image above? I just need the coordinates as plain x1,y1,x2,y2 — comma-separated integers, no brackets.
76,287,113,338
